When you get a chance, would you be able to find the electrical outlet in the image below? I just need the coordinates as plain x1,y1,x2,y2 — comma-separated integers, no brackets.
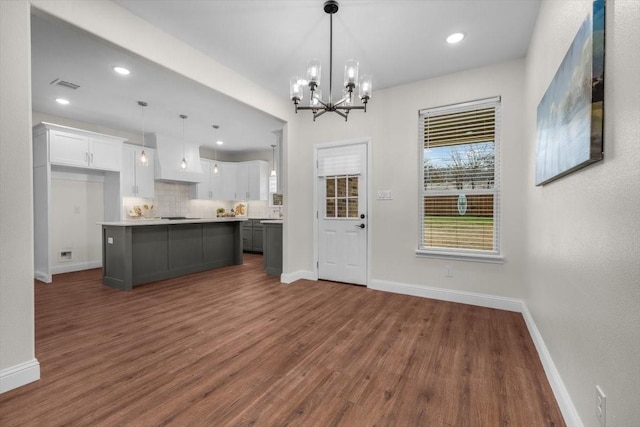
445,265,453,277
596,385,606,427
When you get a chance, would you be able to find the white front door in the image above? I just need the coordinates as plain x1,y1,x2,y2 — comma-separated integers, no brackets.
317,143,367,286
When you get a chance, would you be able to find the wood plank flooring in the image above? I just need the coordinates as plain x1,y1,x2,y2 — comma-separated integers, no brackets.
0,254,564,426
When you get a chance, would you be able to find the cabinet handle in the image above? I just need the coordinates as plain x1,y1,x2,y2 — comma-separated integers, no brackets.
132,185,136,194
90,153,94,164
85,152,89,163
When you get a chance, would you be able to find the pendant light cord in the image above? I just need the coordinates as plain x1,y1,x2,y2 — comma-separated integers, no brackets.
329,11,333,104
141,105,145,150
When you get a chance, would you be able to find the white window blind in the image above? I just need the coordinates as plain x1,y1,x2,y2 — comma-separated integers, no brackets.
317,145,362,177
418,97,501,257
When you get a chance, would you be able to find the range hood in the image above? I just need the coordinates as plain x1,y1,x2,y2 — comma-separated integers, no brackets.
147,133,204,183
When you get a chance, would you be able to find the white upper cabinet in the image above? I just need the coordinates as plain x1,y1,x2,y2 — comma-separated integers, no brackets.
88,135,122,171
248,160,269,201
210,162,224,199
194,160,213,199
235,160,268,201
47,125,123,171
191,160,225,200
122,144,155,198
236,162,249,200
49,130,89,167
190,159,268,201
221,162,238,201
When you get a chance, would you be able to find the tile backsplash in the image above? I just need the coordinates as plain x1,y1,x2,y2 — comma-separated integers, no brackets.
122,181,272,219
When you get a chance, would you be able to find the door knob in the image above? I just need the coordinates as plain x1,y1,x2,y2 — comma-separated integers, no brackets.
355,224,365,229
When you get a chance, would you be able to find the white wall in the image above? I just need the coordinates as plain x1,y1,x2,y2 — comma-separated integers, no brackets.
50,177,104,273
286,59,527,298
524,0,640,425
0,0,39,389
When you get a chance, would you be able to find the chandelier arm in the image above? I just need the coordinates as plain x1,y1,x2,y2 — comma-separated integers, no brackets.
334,96,349,107
333,109,348,120
338,105,366,111
314,109,328,120
315,98,330,108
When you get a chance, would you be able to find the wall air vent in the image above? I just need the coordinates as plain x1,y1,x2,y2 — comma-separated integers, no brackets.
49,78,80,90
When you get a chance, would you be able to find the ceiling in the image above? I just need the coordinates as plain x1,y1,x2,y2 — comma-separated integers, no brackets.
32,0,541,152
31,14,286,152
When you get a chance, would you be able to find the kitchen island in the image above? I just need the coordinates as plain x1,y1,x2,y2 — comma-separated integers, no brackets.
99,218,245,290
261,220,283,276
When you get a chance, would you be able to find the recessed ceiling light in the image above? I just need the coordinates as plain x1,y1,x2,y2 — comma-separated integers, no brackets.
446,32,465,44
113,66,130,75
216,140,224,146
55,98,70,105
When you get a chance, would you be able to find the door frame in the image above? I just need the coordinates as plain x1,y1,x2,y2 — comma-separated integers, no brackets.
313,137,372,287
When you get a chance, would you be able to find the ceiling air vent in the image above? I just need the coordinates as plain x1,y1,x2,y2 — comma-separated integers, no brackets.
49,78,80,90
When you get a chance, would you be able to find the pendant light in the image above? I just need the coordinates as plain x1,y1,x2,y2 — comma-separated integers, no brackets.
270,144,277,177
289,0,372,122
179,114,187,170
137,101,148,166
212,124,221,175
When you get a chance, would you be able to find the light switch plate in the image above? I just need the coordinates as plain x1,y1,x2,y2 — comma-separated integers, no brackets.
377,190,393,200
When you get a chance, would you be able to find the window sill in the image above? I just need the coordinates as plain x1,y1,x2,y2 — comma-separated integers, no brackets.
415,249,504,264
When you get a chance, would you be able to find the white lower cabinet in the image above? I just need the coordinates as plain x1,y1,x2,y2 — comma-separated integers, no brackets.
121,144,155,198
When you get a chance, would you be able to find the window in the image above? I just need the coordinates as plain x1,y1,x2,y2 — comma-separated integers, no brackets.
418,97,501,259
325,175,358,218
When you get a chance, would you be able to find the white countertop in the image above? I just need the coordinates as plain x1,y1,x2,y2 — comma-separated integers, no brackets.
98,218,248,227
260,220,283,224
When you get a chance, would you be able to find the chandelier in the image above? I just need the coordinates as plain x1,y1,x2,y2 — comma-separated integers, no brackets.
290,0,372,121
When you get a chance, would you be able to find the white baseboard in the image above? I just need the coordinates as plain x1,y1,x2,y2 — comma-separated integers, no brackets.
521,305,583,427
0,359,40,393
34,270,52,283
369,279,523,312
280,270,317,284
51,260,101,275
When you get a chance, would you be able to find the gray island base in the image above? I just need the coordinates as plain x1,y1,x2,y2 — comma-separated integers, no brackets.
100,219,245,291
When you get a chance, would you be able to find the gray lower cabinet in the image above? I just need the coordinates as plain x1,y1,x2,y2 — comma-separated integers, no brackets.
263,222,282,276
102,221,243,291
242,219,265,253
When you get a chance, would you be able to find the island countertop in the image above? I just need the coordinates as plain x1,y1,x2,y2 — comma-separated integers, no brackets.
260,220,283,224
98,217,248,227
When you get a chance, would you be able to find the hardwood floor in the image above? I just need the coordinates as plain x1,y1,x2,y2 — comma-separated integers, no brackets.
0,254,564,426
